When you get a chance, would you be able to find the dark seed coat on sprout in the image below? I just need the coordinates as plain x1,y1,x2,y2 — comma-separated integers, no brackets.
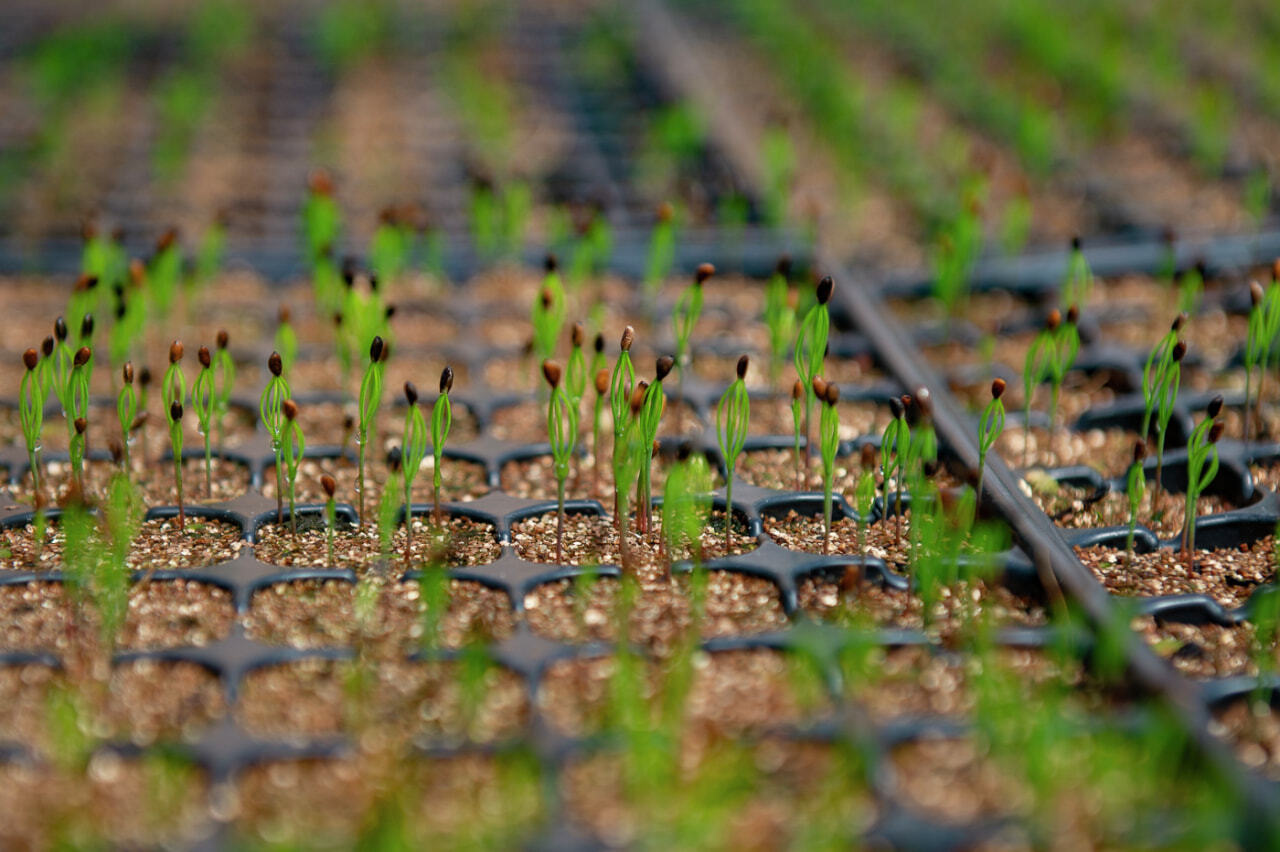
80,315,93,338
1172,341,1187,362
440,366,454,394
991,378,1006,399
792,379,803,400
268,352,283,376
1045,309,1061,331
594,369,609,395
74,347,90,367
55,317,67,341
321,474,337,498
22,350,38,371
543,361,562,388
404,382,419,405
74,417,86,434
217,329,229,349
655,356,674,381
198,346,211,368
282,399,298,420
170,401,183,421
816,275,834,304
369,336,384,363
620,326,635,352
572,322,584,347
42,337,53,357
123,362,134,384
1207,395,1224,418
736,355,749,379
825,383,840,405
593,333,604,354
695,262,715,284
169,341,184,363
1209,422,1225,443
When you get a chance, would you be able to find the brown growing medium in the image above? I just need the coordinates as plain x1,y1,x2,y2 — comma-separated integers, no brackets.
9,457,252,506
762,510,913,567
488,398,704,445
295,401,480,448
0,756,210,850
1031,481,1237,537
244,577,515,652
263,455,490,505
499,452,690,502
749,396,884,439
510,510,757,571
561,739,873,848
1076,539,1276,608
536,648,828,737
796,569,1046,637
889,737,1024,824
1211,700,1280,782
0,517,244,573
233,753,543,846
1132,615,1266,680
252,515,500,572
996,425,1138,475
522,571,787,655
236,658,528,742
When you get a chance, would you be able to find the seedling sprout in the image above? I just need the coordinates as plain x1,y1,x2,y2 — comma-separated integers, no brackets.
192,346,216,496
401,381,428,566
260,350,292,524
1181,397,1224,569
280,398,305,536
976,378,1006,499
794,275,833,471
1124,441,1146,567
356,335,388,524
817,379,840,554
20,349,44,503
544,360,579,565
715,355,750,551
431,367,454,526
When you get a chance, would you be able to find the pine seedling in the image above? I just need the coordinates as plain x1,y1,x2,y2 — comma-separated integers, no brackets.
1124,441,1146,567
590,333,607,495
68,347,92,496
790,378,804,489
1045,305,1080,431
1245,281,1267,447
259,350,291,524
117,362,137,474
431,367,453,526
1256,279,1280,435
1152,340,1187,509
379,448,402,564
76,313,95,390
355,336,388,524
854,444,876,560
149,229,182,324
636,356,674,534
280,399,305,535
1177,261,1205,315
673,263,711,401
817,380,841,555
192,346,216,496
370,206,410,286
881,395,910,545
1021,309,1061,467
609,326,637,523
169,399,186,529
531,255,566,365
1181,397,1224,567
302,169,340,268
36,335,54,406
566,322,587,410
544,360,579,565
794,276,833,472
1141,314,1186,444
401,382,428,566
643,201,676,307
50,318,74,443
933,187,983,319
976,378,1006,499
274,305,297,378
212,329,235,452
662,441,712,568
715,355,750,552
19,349,44,503
1062,236,1093,308
763,256,795,386
321,474,337,568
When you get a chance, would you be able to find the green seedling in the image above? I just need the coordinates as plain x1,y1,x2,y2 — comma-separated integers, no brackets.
662,441,713,568
932,185,983,318
1152,340,1187,509
1124,441,1146,567
544,361,579,564
149,229,182,324
616,384,648,573
1245,281,1266,447
356,336,388,524
1022,309,1061,467
1062,236,1093,308
274,305,298,378
715,355,750,552
790,379,804,489
401,382,428,567
192,346,216,497
259,350,291,524
636,356,673,535
1141,314,1186,443
379,448,403,564
1181,398,1224,568
673,263,712,410
212,329,235,452
67,273,95,346
816,380,841,555
794,276,834,471
976,378,1006,499
370,206,411,287
566,322,587,411
1177,261,1205,315
881,395,910,545
1000,190,1032,256
609,326,637,522
302,169,340,267
115,362,140,474
854,444,877,560
643,202,676,307
531,255,566,365
168,399,186,529
280,399,305,536
590,334,608,494
50,317,73,436
321,474,337,568
67,347,92,497
1250,280,1280,443
19,349,44,503
431,367,454,526
763,255,795,385
1045,305,1080,431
